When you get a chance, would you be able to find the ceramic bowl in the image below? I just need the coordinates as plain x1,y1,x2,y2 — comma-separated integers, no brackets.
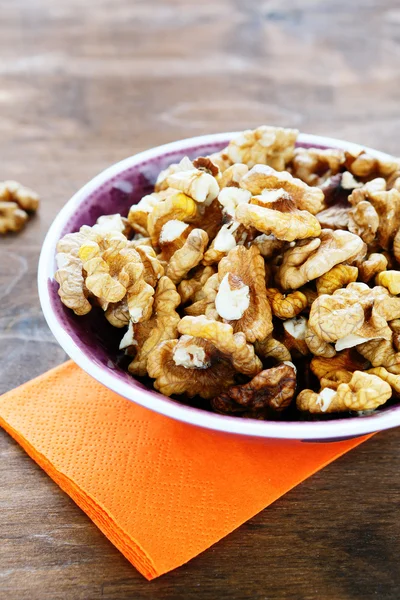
38,132,400,440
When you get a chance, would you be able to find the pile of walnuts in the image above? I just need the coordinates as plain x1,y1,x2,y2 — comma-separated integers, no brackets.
55,125,400,419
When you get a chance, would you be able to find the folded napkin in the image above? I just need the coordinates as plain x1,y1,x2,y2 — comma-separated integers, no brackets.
0,361,371,579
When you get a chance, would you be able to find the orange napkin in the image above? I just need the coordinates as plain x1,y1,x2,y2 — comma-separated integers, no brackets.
0,361,372,579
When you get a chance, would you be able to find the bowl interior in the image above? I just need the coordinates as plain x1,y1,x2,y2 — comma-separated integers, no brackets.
41,134,400,439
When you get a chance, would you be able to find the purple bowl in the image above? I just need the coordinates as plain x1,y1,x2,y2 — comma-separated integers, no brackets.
38,132,400,440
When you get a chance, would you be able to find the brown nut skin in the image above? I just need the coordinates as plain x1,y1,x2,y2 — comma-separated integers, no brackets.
348,201,379,244
217,245,273,343
305,325,336,358
316,205,350,230
134,245,164,287
178,316,263,376
255,335,292,363
127,276,181,376
166,229,209,284
358,253,388,283
319,369,353,391
266,288,308,320
240,164,324,215
225,126,298,170
367,367,400,395
192,156,220,177
184,273,220,320
147,338,236,399
297,371,392,413
311,349,370,380
276,229,365,290
357,339,400,375
290,147,345,186
211,363,297,417
178,265,216,304
236,200,321,242
316,264,358,295
282,316,309,357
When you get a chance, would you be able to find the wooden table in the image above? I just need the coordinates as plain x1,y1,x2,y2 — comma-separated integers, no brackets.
1,0,400,598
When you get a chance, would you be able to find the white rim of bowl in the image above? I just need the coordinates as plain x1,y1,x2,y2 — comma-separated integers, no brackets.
38,132,399,439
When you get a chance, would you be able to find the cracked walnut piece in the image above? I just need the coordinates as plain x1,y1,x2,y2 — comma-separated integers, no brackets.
316,264,358,295
166,229,209,284
125,276,181,376
0,180,39,234
290,147,345,186
236,191,321,241
224,125,298,170
276,229,365,290
216,245,273,343
240,164,324,214
297,371,392,413
211,363,297,417
266,288,308,320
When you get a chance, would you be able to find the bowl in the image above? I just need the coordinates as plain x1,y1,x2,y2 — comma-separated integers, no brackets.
38,131,400,440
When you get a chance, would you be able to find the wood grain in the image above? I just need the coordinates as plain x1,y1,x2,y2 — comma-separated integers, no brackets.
1,0,400,598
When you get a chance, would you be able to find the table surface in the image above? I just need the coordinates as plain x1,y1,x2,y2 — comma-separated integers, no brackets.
1,0,400,598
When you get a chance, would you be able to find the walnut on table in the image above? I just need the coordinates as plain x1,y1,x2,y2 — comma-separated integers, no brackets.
0,180,39,234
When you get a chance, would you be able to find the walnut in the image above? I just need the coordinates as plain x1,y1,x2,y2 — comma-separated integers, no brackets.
125,276,181,376
105,299,129,328
305,325,336,358
216,245,273,342
310,349,370,379
358,253,387,283
147,192,198,247
166,164,219,205
224,125,298,170
266,288,308,319
211,363,297,417
134,245,164,287
276,229,365,290
192,156,220,177
297,371,392,413
290,147,345,186
157,220,192,261
184,273,220,320
319,369,353,390
348,201,379,244
217,186,251,218
357,339,400,374
282,316,309,356
166,229,209,284
345,149,399,181
154,156,195,191
128,191,167,236
55,252,92,315
0,180,40,234
236,193,321,242
349,182,400,250
218,163,249,188
251,234,286,259
191,199,224,242
393,228,400,263
376,271,400,296
255,335,292,362
207,150,232,173
366,367,400,395
316,264,358,295
0,201,29,234
240,164,324,214
178,315,263,376
147,337,236,399
315,205,350,230
309,283,393,351
0,180,39,211
178,265,216,304
202,221,241,266
78,232,144,307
